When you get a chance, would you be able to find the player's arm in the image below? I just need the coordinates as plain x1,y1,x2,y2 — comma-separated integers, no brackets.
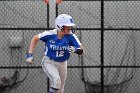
26,35,39,63
28,35,39,53
28,30,51,54
69,34,83,55
74,45,83,55
26,31,51,63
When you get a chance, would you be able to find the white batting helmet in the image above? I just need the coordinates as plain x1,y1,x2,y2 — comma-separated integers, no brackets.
55,14,75,31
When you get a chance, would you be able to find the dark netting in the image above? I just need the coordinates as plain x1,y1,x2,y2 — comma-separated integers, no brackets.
0,69,48,93
79,31,136,93
0,30,45,66
0,30,47,93
57,1,101,28
0,0,48,28
80,31,101,66
104,31,136,66
104,1,140,28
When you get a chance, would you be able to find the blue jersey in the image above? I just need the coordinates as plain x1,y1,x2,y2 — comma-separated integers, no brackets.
38,29,81,62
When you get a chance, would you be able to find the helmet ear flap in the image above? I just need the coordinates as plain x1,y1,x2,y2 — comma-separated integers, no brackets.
57,25,64,31
61,26,64,31
56,25,61,31
57,25,60,29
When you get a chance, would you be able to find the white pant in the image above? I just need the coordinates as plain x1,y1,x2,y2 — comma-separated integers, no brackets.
41,56,67,93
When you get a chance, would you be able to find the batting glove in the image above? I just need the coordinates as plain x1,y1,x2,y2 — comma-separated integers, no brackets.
26,53,33,64
68,46,77,53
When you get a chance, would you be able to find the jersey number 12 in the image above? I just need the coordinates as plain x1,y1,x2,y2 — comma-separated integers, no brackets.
56,51,64,57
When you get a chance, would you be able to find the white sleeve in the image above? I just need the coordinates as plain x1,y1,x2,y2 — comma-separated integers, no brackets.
49,29,57,34
38,31,51,39
73,34,82,45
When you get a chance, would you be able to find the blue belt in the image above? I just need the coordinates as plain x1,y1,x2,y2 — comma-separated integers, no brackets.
49,57,64,62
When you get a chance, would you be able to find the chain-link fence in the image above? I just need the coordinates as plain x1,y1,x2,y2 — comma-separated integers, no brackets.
0,0,140,93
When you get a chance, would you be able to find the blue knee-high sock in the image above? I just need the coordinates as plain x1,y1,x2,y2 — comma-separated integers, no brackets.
49,87,59,93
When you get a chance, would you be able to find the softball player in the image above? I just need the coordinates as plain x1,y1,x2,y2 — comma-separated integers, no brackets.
26,14,83,93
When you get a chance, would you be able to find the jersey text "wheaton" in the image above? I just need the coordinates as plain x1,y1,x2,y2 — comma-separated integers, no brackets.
50,45,69,50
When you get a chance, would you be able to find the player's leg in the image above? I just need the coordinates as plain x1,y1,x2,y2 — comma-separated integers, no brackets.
42,57,61,93
58,61,67,93
42,62,61,93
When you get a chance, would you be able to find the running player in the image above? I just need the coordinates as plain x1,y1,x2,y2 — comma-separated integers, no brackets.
26,14,83,93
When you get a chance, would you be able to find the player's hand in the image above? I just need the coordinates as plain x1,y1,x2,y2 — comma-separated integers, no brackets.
25,53,33,64
68,46,77,53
